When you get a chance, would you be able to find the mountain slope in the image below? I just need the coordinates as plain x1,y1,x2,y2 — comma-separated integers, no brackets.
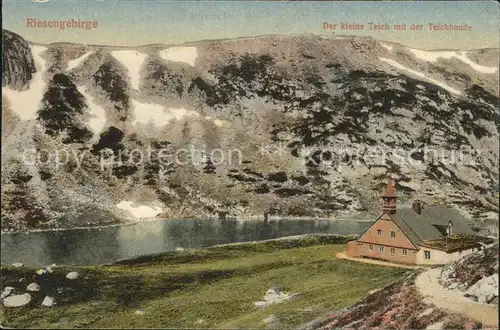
1,30,499,232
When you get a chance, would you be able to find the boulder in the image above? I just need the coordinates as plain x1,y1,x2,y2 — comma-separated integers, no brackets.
1,287,15,299
41,296,55,307
465,273,498,304
26,283,40,292
426,321,444,329
254,287,301,308
3,293,32,307
66,271,79,280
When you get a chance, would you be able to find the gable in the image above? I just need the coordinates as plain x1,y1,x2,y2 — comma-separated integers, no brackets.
357,213,418,250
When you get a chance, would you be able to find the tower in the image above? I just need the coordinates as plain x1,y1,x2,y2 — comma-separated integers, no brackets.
382,176,397,214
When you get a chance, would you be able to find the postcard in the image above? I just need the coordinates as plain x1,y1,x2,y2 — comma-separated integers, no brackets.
1,1,499,329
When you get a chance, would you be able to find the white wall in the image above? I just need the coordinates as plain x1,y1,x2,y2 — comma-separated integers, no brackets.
416,247,477,265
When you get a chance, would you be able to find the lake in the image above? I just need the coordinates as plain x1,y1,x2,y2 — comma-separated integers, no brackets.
0,218,372,267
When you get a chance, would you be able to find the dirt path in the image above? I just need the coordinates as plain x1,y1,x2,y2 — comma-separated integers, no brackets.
415,267,498,328
335,252,422,269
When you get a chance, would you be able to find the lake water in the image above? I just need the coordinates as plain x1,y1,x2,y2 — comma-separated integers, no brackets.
1,218,371,267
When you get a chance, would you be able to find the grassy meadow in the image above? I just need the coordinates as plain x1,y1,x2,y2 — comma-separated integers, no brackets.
1,236,408,328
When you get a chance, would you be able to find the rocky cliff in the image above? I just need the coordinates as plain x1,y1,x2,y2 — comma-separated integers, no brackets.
1,30,499,232
440,243,499,304
2,30,37,90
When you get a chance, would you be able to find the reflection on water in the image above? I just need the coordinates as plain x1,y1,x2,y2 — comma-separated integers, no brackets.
1,218,371,267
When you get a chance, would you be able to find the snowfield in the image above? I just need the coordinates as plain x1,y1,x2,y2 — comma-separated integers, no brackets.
409,48,498,74
131,99,199,127
77,85,107,135
2,45,48,120
111,50,148,90
380,57,462,95
159,47,198,67
67,51,93,71
116,201,163,219
381,43,393,51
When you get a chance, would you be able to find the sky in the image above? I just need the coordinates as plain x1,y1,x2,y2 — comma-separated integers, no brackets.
2,0,499,50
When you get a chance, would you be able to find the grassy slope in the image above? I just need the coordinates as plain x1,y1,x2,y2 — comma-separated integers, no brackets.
1,237,408,328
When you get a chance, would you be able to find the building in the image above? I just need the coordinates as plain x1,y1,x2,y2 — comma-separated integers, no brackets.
347,176,486,265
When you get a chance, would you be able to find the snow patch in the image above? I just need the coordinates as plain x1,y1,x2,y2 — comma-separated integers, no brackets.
67,51,93,71
110,50,148,90
159,47,198,67
116,201,162,219
409,49,498,74
76,86,107,135
2,45,48,120
381,43,393,51
132,99,199,127
380,57,461,95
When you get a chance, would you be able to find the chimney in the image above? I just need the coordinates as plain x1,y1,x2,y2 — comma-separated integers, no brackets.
381,175,397,214
412,199,422,214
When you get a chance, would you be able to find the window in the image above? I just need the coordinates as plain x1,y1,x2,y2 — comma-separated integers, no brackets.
379,246,385,253
369,244,373,251
390,247,395,255
424,250,431,260
402,249,408,256
391,231,396,238
377,229,382,235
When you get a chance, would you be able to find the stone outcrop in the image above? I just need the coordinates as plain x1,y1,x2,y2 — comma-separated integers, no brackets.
1,30,499,232
439,243,499,304
2,29,36,89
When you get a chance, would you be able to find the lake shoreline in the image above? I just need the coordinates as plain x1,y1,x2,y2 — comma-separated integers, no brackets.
0,214,375,235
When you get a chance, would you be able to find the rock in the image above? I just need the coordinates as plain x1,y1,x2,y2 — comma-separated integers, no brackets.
3,293,32,307
465,273,498,304
419,308,433,318
41,296,55,307
36,268,48,275
254,301,268,308
426,321,444,329
134,310,144,315
12,263,23,268
194,319,205,325
1,287,15,299
55,317,70,326
26,283,40,292
254,287,301,308
263,314,281,328
2,29,36,89
66,271,79,280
